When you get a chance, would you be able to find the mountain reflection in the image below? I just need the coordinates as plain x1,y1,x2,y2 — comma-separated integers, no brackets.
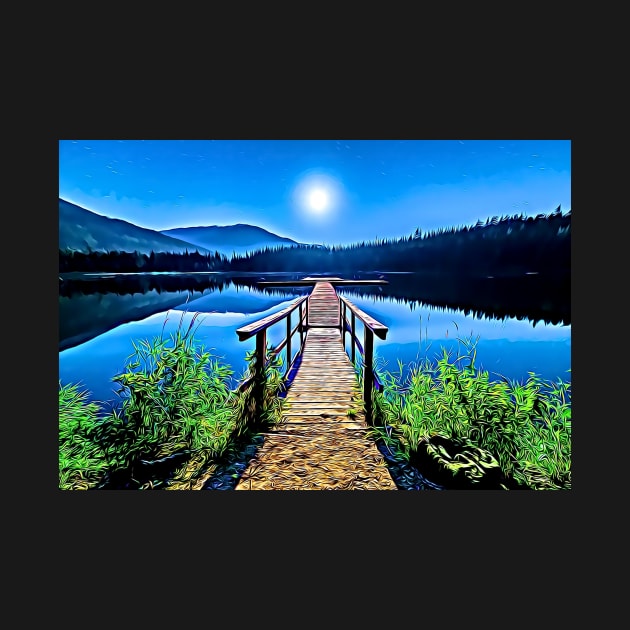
59,271,569,351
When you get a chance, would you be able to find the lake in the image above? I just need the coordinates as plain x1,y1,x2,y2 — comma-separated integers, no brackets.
58,271,571,408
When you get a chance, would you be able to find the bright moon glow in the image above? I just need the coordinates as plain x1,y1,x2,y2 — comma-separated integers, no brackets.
292,169,343,224
308,188,328,213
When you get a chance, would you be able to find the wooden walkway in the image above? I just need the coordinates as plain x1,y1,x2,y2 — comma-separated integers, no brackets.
235,282,397,490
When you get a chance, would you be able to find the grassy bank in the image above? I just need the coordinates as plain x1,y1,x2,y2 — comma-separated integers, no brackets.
59,318,570,490
59,312,285,490
367,338,571,490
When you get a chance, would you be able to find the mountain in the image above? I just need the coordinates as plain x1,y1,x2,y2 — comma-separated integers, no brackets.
160,224,302,257
59,199,211,255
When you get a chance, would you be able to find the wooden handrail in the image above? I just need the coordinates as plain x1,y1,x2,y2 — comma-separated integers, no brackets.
338,296,388,340
236,296,308,341
338,296,388,419
235,287,388,422
235,296,309,404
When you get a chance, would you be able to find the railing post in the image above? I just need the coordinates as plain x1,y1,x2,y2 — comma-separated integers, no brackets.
351,311,356,366
286,312,291,375
256,329,267,369
339,298,343,333
341,301,345,344
363,327,374,421
299,301,304,346
254,329,266,419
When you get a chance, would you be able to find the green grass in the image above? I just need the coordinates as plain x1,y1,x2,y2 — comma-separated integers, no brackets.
60,316,570,491
368,337,571,490
59,311,285,490
59,381,110,490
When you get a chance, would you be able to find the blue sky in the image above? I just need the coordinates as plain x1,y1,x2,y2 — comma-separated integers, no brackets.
58,139,571,245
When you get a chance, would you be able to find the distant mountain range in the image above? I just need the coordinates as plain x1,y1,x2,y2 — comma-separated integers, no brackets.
59,198,304,257
160,224,301,257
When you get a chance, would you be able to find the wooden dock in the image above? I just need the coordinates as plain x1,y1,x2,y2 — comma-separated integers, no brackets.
234,281,397,490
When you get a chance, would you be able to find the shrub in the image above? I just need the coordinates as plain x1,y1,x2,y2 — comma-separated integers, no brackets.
370,338,571,489
59,381,109,490
59,311,287,490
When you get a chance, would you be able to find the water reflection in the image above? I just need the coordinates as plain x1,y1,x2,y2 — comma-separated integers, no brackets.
58,271,570,406
59,272,302,351
339,291,570,387
59,271,569,348
59,288,299,406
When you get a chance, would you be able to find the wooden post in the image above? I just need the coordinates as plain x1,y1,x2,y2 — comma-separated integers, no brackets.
286,312,291,375
341,301,345,345
363,327,374,421
256,329,266,369
299,302,304,345
351,312,356,366
254,329,266,419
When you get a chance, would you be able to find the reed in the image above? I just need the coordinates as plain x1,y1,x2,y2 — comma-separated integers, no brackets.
59,381,110,490
59,315,570,490
59,311,285,490
369,337,571,489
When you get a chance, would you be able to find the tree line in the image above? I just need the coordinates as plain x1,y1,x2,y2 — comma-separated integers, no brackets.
59,207,570,276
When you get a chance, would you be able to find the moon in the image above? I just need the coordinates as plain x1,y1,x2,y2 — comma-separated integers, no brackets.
292,170,342,223
308,188,329,213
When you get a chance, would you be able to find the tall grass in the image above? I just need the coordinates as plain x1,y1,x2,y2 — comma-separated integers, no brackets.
60,313,570,490
59,382,110,490
369,337,571,490
59,311,285,490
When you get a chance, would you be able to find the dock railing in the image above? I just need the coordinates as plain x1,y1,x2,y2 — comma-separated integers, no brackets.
338,295,388,418
235,296,309,405
235,287,388,420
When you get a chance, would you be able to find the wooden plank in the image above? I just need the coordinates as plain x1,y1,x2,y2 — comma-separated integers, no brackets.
291,381,355,389
288,397,359,403
307,283,340,328
278,422,368,430
257,280,389,287
233,280,396,490
283,407,360,414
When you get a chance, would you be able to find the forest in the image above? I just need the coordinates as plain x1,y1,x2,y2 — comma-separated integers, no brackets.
59,207,570,276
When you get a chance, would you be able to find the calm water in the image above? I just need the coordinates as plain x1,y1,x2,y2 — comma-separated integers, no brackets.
58,271,571,407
